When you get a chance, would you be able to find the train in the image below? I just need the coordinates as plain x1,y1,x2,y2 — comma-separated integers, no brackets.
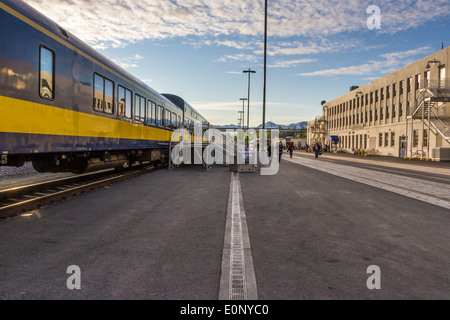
0,0,209,173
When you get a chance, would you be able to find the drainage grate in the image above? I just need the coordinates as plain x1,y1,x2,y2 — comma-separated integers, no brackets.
229,173,247,300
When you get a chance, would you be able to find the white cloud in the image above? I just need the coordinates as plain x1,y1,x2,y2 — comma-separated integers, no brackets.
22,0,450,50
297,46,432,76
111,54,144,69
268,58,316,68
216,53,258,63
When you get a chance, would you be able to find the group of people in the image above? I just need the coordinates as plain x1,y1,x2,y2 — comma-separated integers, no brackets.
266,141,324,163
305,143,323,158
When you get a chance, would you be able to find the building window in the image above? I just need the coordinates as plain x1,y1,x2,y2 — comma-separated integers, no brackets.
380,88,384,100
40,46,55,100
391,132,395,147
393,83,397,97
386,85,390,99
439,66,446,88
423,129,428,147
415,74,421,90
413,130,419,147
400,80,404,95
375,109,378,121
379,133,383,147
375,90,378,103
386,106,390,119
380,107,384,120
117,85,132,118
399,103,403,117
407,77,412,92
392,104,396,118
424,70,430,88
384,132,389,147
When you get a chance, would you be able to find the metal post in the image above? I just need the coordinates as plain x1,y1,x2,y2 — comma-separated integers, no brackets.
262,0,268,130
405,115,408,158
243,69,256,130
421,100,425,159
240,98,247,129
410,108,414,158
427,101,431,160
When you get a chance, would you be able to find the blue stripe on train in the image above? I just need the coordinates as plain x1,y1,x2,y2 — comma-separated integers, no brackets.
0,132,168,154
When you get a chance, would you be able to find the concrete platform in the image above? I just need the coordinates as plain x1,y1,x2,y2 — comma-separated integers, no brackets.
0,155,449,300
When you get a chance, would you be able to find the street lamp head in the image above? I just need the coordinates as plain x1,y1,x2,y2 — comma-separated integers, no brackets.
240,98,248,101
243,68,256,74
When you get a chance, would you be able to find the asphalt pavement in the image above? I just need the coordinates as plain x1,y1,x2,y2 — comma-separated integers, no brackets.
0,155,449,300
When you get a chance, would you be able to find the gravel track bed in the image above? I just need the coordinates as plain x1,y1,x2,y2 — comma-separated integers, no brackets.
0,162,74,190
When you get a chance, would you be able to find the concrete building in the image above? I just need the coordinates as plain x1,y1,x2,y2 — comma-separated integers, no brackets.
317,47,450,161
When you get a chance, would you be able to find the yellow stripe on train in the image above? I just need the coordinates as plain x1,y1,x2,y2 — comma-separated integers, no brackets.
0,95,171,141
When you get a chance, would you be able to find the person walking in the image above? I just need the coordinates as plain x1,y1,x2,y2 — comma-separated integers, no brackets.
278,143,283,163
314,142,321,159
288,142,294,158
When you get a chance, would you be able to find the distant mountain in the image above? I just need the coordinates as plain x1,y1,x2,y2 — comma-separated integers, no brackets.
286,121,308,129
256,121,307,129
213,124,239,129
213,121,307,129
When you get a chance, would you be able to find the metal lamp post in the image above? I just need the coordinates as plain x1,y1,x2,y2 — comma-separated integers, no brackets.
239,98,247,129
243,69,256,130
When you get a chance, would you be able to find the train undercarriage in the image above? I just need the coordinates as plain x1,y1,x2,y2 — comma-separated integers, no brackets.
1,149,167,174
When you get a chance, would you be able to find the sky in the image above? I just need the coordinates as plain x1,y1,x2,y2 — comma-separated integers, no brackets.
23,0,450,127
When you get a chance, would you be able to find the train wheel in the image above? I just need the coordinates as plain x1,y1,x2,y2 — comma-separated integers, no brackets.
32,158,52,173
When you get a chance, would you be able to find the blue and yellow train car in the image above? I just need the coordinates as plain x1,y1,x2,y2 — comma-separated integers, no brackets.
0,0,208,173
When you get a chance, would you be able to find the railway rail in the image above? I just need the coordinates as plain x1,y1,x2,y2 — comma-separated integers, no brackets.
0,163,166,219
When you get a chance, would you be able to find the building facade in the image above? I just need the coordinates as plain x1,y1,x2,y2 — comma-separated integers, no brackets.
319,47,450,161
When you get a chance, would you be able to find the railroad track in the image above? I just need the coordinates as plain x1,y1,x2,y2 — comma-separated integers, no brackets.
0,163,166,219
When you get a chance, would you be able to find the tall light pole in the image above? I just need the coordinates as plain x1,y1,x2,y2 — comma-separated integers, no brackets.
262,0,268,130
239,98,247,129
238,111,244,128
243,68,256,130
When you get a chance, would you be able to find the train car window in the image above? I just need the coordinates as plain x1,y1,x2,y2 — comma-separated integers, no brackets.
39,46,55,100
125,89,132,118
152,101,156,124
93,74,104,112
158,106,164,126
104,78,113,114
93,74,114,114
134,95,140,121
165,109,171,128
134,94,146,122
140,97,146,122
118,85,132,118
172,112,176,128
